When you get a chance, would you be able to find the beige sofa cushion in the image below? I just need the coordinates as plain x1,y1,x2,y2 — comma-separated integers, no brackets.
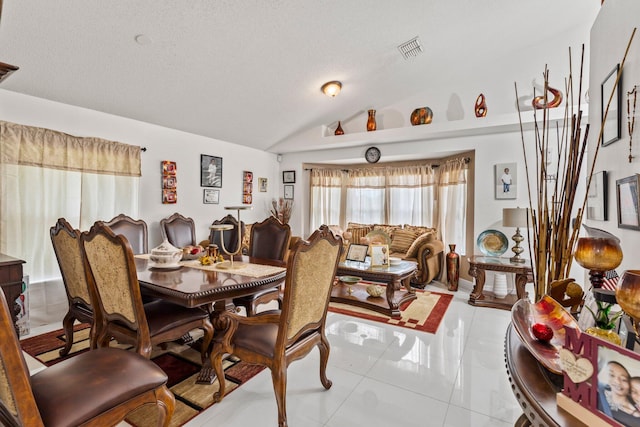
390,229,419,253
406,231,436,258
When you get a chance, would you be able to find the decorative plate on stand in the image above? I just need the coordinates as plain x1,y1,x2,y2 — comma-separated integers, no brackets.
476,229,509,256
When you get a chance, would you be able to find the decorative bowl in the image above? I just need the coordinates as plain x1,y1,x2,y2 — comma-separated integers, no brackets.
366,284,384,297
181,245,205,260
149,239,183,265
338,276,361,284
389,257,402,266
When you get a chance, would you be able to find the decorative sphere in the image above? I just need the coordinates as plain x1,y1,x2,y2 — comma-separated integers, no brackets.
366,284,384,298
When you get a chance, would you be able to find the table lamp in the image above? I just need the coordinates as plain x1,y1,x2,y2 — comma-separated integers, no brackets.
502,208,529,264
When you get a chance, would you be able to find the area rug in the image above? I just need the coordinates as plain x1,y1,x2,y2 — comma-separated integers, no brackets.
329,285,453,334
20,325,264,427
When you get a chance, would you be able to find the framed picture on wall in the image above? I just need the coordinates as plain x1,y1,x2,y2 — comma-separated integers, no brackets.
494,162,517,200
601,63,622,147
201,155,222,188
203,189,219,204
258,178,268,192
616,174,640,230
284,184,294,200
283,170,296,183
587,171,608,221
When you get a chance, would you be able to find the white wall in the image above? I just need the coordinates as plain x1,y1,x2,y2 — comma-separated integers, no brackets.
588,0,640,274
0,89,281,249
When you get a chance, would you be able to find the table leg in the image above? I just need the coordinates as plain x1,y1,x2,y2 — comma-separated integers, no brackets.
514,273,529,300
196,300,232,384
469,265,486,301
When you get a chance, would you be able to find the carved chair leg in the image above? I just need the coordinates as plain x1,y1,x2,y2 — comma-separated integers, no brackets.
155,384,176,427
59,312,76,356
199,321,214,364
271,363,288,427
211,347,227,403
318,335,333,389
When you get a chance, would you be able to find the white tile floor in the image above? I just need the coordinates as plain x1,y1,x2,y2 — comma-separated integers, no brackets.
23,280,521,427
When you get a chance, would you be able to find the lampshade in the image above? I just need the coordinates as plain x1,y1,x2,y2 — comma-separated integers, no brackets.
503,208,528,228
321,81,342,97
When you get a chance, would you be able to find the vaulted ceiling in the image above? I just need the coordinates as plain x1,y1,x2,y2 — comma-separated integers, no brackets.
0,1,600,153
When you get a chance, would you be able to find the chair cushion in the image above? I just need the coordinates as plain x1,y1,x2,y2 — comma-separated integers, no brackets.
233,321,279,358
144,300,208,336
31,347,167,427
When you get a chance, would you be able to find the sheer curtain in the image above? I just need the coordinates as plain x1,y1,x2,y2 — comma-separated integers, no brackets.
0,121,141,283
310,168,344,231
436,158,468,253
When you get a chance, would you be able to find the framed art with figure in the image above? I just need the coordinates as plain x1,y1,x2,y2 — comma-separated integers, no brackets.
616,174,640,230
201,155,222,188
495,162,517,200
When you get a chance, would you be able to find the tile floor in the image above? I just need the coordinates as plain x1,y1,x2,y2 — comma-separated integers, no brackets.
23,280,521,427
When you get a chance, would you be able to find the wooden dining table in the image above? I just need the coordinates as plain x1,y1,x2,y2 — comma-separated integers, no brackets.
135,255,287,383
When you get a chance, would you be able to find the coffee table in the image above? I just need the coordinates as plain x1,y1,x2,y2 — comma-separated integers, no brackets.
332,259,417,318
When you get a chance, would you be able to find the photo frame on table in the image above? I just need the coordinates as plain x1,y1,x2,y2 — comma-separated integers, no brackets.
283,184,294,200
616,174,640,230
601,64,622,147
345,244,368,263
587,171,608,221
370,244,389,267
557,327,640,427
494,162,517,200
200,154,222,188
203,189,219,204
283,170,296,183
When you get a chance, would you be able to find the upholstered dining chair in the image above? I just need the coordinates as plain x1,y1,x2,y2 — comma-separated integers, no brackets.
0,283,175,427
208,214,245,255
160,212,196,248
105,213,149,255
210,225,342,427
80,221,214,360
233,216,291,316
49,218,94,357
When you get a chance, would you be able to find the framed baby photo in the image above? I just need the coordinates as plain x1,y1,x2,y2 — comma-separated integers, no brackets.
495,162,517,199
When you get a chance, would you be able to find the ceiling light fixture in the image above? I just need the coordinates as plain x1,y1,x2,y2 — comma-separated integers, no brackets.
321,81,342,97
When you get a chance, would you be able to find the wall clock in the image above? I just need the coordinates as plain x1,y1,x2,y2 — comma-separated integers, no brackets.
365,146,381,163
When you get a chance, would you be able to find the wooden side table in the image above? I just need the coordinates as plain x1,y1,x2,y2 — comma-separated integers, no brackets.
0,254,26,335
468,256,533,310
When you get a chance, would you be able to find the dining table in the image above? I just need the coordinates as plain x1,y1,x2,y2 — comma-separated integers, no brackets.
135,254,287,383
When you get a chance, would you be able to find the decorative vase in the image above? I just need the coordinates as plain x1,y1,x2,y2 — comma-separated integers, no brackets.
493,273,508,299
446,244,459,291
474,94,487,117
410,107,433,125
585,326,622,346
334,121,344,136
366,109,377,131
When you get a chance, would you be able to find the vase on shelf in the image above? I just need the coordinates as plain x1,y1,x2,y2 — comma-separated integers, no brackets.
474,94,487,117
334,121,344,136
366,109,377,131
410,107,433,125
446,244,459,291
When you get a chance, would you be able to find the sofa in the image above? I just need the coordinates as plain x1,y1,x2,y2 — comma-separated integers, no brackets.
343,222,444,287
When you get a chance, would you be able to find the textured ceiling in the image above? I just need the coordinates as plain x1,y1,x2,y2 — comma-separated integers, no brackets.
0,1,600,153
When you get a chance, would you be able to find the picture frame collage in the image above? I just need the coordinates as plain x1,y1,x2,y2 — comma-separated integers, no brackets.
161,160,177,204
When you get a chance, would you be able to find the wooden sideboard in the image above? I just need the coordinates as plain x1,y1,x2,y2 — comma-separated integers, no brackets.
0,254,25,335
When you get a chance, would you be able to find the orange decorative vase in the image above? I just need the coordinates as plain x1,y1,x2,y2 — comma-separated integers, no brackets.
410,107,433,125
366,109,377,131
334,121,344,135
474,94,487,117
446,244,459,292
616,270,640,332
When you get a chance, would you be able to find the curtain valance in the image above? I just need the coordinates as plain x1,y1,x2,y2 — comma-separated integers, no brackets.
0,121,141,177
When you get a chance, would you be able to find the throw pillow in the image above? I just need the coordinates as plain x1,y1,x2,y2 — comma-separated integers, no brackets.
390,229,419,254
406,231,435,258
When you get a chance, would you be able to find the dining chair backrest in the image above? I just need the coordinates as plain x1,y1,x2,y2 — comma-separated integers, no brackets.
279,225,342,345
81,221,152,354
248,216,291,261
209,214,245,254
50,218,94,356
160,213,196,248
105,214,149,254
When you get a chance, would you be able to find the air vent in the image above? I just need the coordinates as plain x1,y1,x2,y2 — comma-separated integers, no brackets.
397,36,423,60
0,62,18,84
